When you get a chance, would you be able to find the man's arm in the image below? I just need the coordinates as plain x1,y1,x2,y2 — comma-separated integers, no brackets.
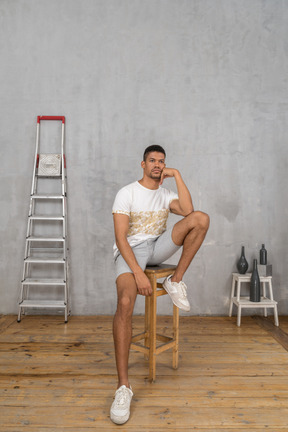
113,213,152,296
160,168,194,216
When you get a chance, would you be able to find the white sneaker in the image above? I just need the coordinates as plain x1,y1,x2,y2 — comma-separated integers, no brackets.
110,385,133,425
163,275,190,312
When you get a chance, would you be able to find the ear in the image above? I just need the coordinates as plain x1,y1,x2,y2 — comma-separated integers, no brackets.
141,160,145,169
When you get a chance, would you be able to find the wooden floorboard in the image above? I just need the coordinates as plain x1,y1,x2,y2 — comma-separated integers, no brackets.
252,315,288,351
0,314,288,431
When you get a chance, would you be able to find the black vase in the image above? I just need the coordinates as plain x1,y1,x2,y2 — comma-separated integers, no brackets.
237,246,248,274
260,244,267,265
250,259,261,302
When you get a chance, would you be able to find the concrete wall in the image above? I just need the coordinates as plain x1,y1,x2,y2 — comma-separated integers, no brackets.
0,0,287,316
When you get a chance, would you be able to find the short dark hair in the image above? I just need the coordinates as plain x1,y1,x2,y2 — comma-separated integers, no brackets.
143,145,166,161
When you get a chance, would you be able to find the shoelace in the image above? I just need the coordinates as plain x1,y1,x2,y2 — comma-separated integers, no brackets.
179,281,187,298
114,388,130,407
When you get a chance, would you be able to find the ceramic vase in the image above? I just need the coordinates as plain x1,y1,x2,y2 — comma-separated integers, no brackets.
237,246,248,274
260,244,267,265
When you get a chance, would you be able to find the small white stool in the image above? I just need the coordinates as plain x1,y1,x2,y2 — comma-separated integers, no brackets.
228,273,279,327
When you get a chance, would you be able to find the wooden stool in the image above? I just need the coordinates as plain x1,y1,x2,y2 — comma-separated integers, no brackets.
229,272,279,327
131,264,179,382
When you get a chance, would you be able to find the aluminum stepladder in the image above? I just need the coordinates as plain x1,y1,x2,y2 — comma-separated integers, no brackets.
18,116,69,323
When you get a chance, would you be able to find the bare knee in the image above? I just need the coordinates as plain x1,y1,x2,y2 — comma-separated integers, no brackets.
186,211,210,231
116,294,135,318
196,211,210,230
115,273,137,319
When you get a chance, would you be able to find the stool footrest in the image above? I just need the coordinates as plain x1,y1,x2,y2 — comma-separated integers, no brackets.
156,334,173,343
155,340,176,355
232,296,277,307
131,333,173,346
131,343,149,355
156,289,167,297
131,332,148,343
131,340,177,356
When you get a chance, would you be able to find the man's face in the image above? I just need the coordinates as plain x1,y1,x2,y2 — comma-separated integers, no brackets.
142,151,166,180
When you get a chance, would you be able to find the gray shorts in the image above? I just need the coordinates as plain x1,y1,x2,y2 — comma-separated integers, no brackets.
115,226,181,279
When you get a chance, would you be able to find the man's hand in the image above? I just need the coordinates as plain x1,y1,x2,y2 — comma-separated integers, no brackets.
159,167,179,185
134,270,152,296
159,168,194,216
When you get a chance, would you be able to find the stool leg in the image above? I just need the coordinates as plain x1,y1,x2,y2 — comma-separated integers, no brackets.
229,275,236,317
144,296,150,360
268,279,274,301
149,274,157,382
274,304,279,326
237,304,242,327
267,278,279,326
173,304,179,369
236,279,242,326
236,279,241,302
262,282,267,317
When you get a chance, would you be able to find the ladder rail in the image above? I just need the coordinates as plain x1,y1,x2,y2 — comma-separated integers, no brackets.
61,122,66,197
30,122,40,196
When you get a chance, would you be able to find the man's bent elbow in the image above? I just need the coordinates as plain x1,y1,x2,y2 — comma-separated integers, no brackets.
183,205,194,216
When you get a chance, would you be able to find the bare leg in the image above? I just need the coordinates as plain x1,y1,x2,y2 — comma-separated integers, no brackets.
113,273,138,388
171,211,210,283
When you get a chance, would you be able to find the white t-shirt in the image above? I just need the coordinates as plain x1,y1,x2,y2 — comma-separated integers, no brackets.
112,181,178,257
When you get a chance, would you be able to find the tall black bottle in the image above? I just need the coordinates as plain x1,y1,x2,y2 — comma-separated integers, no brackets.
237,246,248,274
250,259,261,302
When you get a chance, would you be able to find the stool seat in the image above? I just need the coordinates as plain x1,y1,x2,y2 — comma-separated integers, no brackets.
228,272,279,327
130,264,179,382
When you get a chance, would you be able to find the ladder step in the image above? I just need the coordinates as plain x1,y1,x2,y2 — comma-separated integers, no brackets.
22,278,66,286
29,215,64,221
31,194,64,199
27,236,65,242
36,174,62,179
19,300,66,309
25,257,65,264
29,247,64,253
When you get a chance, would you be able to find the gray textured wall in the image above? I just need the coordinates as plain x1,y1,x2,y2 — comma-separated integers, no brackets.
0,0,287,316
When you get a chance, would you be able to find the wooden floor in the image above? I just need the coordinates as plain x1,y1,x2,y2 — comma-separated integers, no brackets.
1,314,288,431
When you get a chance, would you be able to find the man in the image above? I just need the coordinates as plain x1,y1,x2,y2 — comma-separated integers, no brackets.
110,145,209,425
